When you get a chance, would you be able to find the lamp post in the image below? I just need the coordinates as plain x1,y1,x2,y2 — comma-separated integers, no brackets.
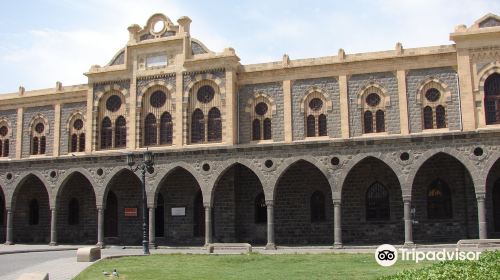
127,150,154,255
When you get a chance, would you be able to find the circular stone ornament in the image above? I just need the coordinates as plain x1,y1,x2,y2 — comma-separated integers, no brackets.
309,98,323,111
150,91,167,108
425,88,441,102
106,95,122,112
197,86,215,103
255,102,268,116
366,93,381,107
35,123,45,134
73,119,83,130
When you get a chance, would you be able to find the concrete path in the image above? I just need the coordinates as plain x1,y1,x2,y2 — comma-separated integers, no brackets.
0,244,496,280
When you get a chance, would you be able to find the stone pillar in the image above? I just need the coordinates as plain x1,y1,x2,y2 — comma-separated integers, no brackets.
403,197,414,246
477,192,487,239
283,80,293,143
49,209,57,246
53,103,61,156
149,207,156,248
16,107,23,159
265,200,276,250
397,70,409,135
204,204,212,246
333,200,342,248
97,207,104,248
338,75,350,138
5,209,13,245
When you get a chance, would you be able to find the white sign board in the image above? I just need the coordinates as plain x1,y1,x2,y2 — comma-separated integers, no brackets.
171,207,186,216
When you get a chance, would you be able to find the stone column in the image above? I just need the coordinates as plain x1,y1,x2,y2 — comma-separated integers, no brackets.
403,197,414,246
333,200,342,248
5,209,13,245
204,204,212,246
149,207,156,248
283,80,293,143
477,192,487,239
49,208,57,246
265,200,276,250
97,207,104,248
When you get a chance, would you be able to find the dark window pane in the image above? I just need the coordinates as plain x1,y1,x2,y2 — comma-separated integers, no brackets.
191,109,204,143
79,133,85,152
484,73,500,125
364,111,373,133
263,118,272,140
423,106,433,129
318,114,327,136
427,179,452,219
207,107,221,142
160,112,173,145
436,105,446,128
3,139,8,157
306,115,316,137
144,113,157,146
115,116,126,148
32,137,39,155
39,136,46,154
101,117,112,149
252,119,261,140
71,134,78,152
376,110,385,132
366,182,390,220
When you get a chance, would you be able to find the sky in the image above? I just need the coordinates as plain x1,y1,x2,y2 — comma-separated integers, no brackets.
0,0,497,93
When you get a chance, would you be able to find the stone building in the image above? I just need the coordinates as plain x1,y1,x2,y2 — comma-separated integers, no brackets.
0,13,499,248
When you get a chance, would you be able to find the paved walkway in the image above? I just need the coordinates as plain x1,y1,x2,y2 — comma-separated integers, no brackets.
0,244,495,280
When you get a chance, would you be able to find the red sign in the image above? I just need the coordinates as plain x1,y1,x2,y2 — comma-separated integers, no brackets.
124,208,137,217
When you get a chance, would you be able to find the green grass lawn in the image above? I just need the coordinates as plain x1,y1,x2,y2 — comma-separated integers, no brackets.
74,253,429,280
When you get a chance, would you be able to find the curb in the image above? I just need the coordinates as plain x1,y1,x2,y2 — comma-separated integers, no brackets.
0,247,79,255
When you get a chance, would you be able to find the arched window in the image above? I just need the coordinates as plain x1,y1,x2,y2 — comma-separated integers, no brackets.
0,124,10,157
484,73,500,125
114,116,126,148
68,198,79,225
427,179,452,219
159,112,172,145
375,110,385,132
155,193,165,237
366,182,390,220
263,118,272,140
306,115,316,137
78,133,85,152
101,117,112,149
144,113,157,146
191,109,204,143
304,93,328,138
251,99,273,141
71,134,78,153
311,191,326,222
252,119,261,141
31,120,47,155
69,117,85,153
207,107,222,142
364,111,373,133
423,106,433,129
318,114,327,136
255,193,267,224
435,105,446,128
29,199,39,225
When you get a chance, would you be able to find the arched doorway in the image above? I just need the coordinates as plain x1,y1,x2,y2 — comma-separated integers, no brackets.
274,160,333,245
412,153,477,243
13,175,50,243
485,158,500,238
103,169,142,245
341,157,403,245
212,164,266,244
155,167,203,245
56,172,97,244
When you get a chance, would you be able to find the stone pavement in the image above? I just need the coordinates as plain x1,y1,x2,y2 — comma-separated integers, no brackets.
0,244,495,280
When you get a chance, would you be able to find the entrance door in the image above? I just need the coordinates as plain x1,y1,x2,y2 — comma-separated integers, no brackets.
155,193,165,237
104,191,118,237
193,190,205,237
494,180,500,232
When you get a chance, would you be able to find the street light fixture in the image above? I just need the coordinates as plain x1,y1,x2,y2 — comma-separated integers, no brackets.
126,150,155,255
